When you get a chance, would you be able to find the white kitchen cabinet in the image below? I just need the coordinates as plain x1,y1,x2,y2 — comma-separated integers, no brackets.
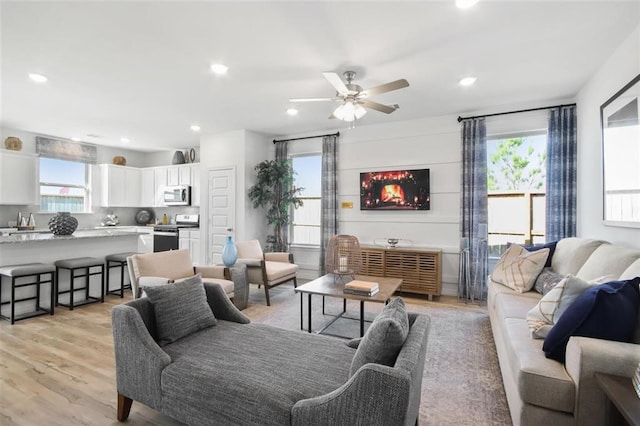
179,228,201,264
99,164,141,207
154,167,168,207
140,169,155,207
167,165,192,186
191,165,201,207
0,150,39,205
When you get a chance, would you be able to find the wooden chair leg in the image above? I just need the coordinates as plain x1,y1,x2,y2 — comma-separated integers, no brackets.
264,283,271,306
293,276,298,288
117,393,133,422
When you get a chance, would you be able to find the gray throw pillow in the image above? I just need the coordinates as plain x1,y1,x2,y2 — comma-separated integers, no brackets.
142,274,216,345
534,268,565,295
349,297,409,377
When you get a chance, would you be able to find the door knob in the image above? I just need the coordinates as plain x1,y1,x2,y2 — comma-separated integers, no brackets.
226,227,233,232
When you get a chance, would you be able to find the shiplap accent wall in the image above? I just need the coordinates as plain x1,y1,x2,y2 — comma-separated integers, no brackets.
278,114,463,296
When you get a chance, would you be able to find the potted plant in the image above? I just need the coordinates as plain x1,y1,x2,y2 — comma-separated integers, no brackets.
248,159,304,252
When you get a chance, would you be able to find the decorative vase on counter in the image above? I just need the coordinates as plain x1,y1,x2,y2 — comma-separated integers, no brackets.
48,212,78,235
222,235,238,267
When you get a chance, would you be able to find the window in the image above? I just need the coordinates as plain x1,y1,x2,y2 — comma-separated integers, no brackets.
39,158,91,212
291,154,321,245
487,132,547,257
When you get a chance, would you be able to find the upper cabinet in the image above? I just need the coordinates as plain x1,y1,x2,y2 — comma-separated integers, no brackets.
99,164,141,207
98,163,200,208
0,150,39,205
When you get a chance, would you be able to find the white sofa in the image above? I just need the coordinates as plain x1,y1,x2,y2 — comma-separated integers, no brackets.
488,237,640,426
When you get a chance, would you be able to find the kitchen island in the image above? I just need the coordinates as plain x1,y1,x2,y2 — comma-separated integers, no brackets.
0,230,145,316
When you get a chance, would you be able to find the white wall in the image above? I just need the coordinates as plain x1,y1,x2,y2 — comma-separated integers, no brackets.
576,24,640,248
199,129,270,262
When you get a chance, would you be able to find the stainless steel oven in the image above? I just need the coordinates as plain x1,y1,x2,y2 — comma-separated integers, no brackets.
153,214,199,252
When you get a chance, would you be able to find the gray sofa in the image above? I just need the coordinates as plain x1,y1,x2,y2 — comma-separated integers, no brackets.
112,282,431,425
488,237,640,426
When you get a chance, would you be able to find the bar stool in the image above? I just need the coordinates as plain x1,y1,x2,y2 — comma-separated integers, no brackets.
55,257,105,310
106,252,137,298
0,263,55,324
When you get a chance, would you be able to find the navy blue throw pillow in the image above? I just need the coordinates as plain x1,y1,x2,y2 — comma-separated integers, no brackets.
543,277,640,363
524,241,557,268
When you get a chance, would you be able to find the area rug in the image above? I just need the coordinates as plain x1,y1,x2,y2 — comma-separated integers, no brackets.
243,285,512,426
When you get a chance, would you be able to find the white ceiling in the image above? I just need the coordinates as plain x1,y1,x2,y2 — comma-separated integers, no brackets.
1,1,639,152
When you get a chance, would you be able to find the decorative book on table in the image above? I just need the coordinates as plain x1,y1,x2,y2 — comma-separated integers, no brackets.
344,280,379,296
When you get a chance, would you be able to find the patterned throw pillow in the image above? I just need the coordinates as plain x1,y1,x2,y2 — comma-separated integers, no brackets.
491,244,549,293
526,274,617,339
142,274,217,345
349,297,409,377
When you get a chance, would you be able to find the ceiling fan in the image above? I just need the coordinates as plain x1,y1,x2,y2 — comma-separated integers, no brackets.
289,71,409,122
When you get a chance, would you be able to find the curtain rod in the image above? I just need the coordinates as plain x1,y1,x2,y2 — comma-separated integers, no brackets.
273,131,340,144
457,103,576,123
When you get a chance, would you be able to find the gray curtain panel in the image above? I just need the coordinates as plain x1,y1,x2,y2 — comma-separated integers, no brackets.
460,118,488,301
546,106,577,241
320,135,339,273
274,141,289,248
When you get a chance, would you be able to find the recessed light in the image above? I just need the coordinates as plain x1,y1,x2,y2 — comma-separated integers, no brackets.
210,63,229,75
456,0,479,9
190,124,201,132
459,76,477,87
71,137,81,142
28,73,48,83
120,137,130,143
286,108,299,116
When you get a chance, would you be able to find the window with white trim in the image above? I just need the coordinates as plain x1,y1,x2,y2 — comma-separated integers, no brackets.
39,158,91,212
291,154,321,246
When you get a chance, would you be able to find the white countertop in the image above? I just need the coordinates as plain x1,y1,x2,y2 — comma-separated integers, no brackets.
0,229,146,244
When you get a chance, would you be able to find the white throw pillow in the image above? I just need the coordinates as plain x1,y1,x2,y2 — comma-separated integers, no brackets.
526,274,616,338
490,244,549,293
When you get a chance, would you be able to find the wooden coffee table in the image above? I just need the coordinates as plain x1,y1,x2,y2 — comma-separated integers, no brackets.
294,274,403,338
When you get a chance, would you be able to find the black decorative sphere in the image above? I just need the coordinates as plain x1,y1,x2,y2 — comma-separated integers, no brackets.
48,212,78,235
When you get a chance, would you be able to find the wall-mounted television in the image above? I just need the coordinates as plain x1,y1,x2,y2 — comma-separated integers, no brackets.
360,168,430,210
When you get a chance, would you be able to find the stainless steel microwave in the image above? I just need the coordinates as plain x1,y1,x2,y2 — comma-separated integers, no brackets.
163,185,191,206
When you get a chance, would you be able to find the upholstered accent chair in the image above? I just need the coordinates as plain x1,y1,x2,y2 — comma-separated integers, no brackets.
127,249,235,300
235,240,298,306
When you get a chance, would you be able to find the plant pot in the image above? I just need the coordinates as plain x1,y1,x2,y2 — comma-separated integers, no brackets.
48,212,78,235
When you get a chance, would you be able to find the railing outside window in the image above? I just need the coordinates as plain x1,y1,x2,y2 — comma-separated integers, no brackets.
488,191,545,257
291,196,321,246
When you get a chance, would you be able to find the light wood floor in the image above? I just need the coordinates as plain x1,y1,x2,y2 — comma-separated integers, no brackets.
0,290,483,425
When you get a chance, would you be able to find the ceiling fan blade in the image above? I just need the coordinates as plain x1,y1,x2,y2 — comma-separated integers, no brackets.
360,99,398,114
289,97,341,102
360,79,409,98
328,113,337,119
322,72,349,96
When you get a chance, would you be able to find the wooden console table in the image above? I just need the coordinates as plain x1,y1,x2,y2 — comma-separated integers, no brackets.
359,245,442,299
595,373,640,425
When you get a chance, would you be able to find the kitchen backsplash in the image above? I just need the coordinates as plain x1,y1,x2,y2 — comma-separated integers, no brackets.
0,205,200,229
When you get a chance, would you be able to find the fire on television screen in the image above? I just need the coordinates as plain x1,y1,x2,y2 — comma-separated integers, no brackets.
360,168,430,210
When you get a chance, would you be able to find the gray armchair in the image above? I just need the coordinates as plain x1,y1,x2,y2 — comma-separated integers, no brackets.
235,239,298,306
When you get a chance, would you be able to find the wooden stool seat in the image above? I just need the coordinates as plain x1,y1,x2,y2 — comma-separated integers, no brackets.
55,257,104,310
0,263,55,324
106,252,137,298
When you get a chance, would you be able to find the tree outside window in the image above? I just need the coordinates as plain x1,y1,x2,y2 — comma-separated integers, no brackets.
487,134,547,256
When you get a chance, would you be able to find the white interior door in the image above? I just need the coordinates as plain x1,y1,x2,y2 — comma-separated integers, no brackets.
207,168,235,264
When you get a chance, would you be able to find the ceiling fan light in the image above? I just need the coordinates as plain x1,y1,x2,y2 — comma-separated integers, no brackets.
333,104,346,120
354,104,367,120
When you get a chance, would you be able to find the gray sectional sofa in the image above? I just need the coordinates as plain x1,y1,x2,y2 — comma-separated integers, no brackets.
488,237,640,426
112,281,431,426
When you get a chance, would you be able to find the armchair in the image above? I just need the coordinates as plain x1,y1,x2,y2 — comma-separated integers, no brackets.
127,249,236,301
235,240,298,306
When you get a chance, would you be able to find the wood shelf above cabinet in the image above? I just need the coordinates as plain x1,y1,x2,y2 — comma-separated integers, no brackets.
359,245,442,299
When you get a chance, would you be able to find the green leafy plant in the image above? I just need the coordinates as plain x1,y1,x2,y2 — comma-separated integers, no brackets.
248,160,304,252
488,137,546,191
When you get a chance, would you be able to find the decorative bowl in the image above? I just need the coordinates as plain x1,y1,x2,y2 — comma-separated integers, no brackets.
113,156,127,166
387,238,399,248
4,136,22,151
